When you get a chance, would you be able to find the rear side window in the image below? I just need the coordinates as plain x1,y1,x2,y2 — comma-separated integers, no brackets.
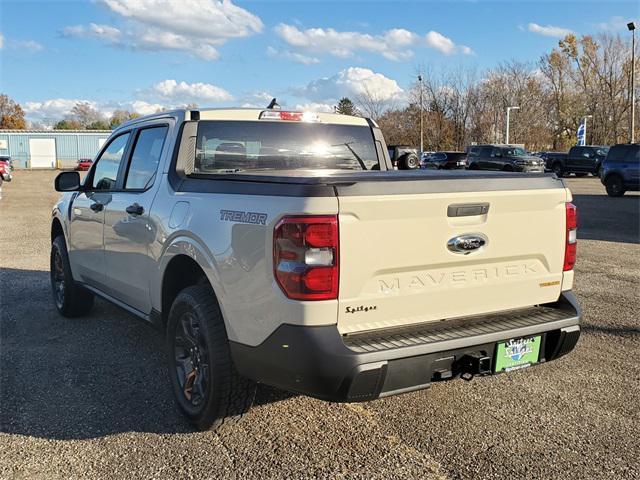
195,121,379,172
125,126,168,189
607,145,639,163
479,147,493,157
92,133,130,190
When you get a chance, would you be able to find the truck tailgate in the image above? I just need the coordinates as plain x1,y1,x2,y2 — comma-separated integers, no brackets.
336,176,569,334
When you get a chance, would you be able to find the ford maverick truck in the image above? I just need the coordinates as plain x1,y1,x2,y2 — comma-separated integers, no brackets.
51,108,581,430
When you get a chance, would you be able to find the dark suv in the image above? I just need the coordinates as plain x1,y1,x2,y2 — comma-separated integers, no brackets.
600,144,640,197
467,145,545,172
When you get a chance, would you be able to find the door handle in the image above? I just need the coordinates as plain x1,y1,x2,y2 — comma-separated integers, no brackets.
126,203,144,216
90,202,103,212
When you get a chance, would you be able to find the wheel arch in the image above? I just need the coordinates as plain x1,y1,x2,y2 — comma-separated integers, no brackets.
156,236,227,329
51,216,64,243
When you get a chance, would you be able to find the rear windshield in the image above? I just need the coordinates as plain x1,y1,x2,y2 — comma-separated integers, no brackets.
194,121,379,173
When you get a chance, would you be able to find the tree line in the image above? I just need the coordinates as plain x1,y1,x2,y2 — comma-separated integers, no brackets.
367,33,638,152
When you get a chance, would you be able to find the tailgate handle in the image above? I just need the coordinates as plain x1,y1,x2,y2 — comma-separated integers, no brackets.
447,203,490,217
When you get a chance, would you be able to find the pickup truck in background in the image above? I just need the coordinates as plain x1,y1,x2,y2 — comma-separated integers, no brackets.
51,108,581,430
550,145,609,177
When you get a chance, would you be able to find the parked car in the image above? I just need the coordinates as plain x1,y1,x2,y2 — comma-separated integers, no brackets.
387,145,420,169
538,152,568,173
75,158,94,171
421,151,467,170
600,143,640,197
549,145,609,177
51,108,581,430
466,145,545,172
0,155,13,184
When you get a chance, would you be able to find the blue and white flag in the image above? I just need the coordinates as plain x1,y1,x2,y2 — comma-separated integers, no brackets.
576,122,586,146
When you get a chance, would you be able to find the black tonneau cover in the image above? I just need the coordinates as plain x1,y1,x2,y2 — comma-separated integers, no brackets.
179,169,564,197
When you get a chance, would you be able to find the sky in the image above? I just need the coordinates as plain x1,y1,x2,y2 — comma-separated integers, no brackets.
0,0,638,126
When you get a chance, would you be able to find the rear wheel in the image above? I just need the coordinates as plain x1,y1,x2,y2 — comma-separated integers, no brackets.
502,164,514,172
605,175,626,197
50,235,94,317
468,162,479,170
552,163,564,178
167,284,256,431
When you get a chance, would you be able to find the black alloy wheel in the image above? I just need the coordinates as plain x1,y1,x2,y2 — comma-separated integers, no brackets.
174,311,210,408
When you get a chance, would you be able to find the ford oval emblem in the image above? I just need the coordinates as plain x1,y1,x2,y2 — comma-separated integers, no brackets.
447,233,488,255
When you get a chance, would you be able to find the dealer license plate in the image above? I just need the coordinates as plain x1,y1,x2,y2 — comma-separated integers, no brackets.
494,336,541,372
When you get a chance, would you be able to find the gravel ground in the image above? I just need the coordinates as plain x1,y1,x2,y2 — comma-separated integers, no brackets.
0,171,638,480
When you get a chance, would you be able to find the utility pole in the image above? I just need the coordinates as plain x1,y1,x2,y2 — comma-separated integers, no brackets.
628,22,636,143
418,74,424,153
584,114,593,145
505,106,519,144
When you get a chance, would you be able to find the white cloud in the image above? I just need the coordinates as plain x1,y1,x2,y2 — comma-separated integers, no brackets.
150,79,233,103
274,24,471,61
23,99,98,125
596,16,638,32
292,102,335,113
295,67,404,104
62,0,263,61
0,33,43,52
266,46,320,65
528,22,574,38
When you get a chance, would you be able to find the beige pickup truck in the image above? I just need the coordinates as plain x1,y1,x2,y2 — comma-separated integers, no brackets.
51,107,581,430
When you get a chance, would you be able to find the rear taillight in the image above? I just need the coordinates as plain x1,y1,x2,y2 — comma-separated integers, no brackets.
273,215,339,300
564,202,577,271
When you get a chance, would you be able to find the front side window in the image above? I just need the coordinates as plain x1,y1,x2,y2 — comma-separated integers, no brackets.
125,126,168,189
503,147,526,156
92,133,130,190
194,121,379,172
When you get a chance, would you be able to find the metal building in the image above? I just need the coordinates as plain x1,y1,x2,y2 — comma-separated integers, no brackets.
0,130,112,169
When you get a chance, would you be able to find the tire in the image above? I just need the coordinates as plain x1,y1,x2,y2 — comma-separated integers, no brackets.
468,162,479,170
552,163,564,178
502,164,514,172
50,235,95,317
167,284,256,431
398,153,420,170
605,175,626,197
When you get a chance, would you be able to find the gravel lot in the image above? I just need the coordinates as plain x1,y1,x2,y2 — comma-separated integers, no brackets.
1,171,638,480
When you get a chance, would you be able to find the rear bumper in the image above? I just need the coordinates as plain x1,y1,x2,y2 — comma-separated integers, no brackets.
230,292,581,402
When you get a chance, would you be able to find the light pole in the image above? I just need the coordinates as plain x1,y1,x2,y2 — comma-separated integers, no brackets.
505,106,519,144
583,114,593,145
628,22,636,143
418,74,424,153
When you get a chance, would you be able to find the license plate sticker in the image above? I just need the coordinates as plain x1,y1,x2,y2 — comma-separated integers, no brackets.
494,336,541,373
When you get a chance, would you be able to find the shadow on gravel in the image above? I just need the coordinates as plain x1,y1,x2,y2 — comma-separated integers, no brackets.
572,193,640,244
581,323,640,337
0,267,291,440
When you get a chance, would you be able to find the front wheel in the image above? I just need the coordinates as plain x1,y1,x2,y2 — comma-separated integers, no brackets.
167,285,256,430
50,235,94,317
605,175,626,197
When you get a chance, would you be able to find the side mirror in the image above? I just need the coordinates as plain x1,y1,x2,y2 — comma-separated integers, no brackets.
55,171,82,192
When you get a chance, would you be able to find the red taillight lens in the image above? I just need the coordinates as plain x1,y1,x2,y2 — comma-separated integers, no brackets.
273,215,339,300
564,202,577,271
